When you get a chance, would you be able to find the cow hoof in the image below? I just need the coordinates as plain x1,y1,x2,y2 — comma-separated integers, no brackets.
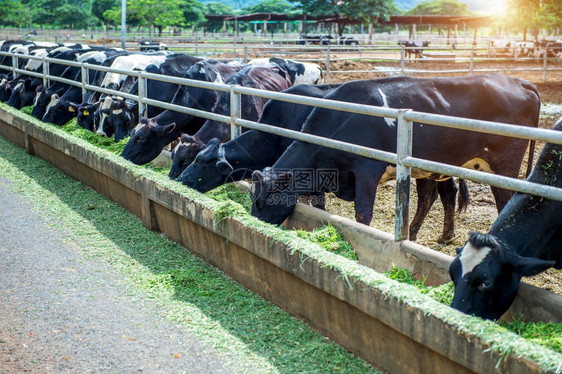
437,235,454,245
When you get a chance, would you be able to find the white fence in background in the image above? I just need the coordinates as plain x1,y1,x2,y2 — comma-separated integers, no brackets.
1,50,562,241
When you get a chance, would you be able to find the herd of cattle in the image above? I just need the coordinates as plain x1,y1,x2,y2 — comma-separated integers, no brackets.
489,39,562,58
0,39,561,322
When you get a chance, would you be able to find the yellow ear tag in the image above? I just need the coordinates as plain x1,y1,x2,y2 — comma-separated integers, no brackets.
68,106,75,112
84,110,89,115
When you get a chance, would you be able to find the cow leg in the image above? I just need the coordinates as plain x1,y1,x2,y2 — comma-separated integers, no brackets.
437,178,458,244
409,179,439,241
354,165,385,225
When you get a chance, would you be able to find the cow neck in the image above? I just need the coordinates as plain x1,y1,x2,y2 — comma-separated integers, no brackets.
224,130,282,170
490,141,562,259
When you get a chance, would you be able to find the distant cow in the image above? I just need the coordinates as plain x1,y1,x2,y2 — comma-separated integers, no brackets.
450,118,562,321
398,41,430,60
137,64,292,171
250,75,540,229
488,40,512,57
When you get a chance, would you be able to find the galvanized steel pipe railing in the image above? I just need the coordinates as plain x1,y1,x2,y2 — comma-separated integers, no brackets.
2,50,562,241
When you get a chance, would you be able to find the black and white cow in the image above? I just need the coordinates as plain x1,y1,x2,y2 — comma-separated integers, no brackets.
449,118,562,321
101,53,201,142
397,41,430,60
135,64,292,171
250,75,540,229
120,59,249,165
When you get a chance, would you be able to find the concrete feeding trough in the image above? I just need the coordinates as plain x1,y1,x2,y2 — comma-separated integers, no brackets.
1,105,561,374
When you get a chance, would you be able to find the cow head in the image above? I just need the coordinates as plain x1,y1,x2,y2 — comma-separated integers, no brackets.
0,79,13,102
169,135,208,180
106,99,136,142
120,119,176,165
449,231,555,320
175,138,234,191
96,96,116,137
31,85,50,119
76,102,99,132
7,78,38,109
42,96,78,126
250,168,298,225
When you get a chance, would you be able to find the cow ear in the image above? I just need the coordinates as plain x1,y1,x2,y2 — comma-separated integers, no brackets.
514,256,555,277
68,105,75,113
208,138,220,148
68,101,79,111
455,246,463,255
216,159,233,176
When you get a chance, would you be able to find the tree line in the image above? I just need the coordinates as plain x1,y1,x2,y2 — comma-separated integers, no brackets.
0,0,560,39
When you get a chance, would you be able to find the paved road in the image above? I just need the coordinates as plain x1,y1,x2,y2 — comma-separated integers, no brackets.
0,177,232,373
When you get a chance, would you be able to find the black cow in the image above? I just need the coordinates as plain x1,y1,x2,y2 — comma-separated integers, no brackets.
449,118,562,321
174,84,339,182
176,82,469,243
250,75,540,229
398,41,430,60
101,53,201,142
149,64,292,172
120,59,249,165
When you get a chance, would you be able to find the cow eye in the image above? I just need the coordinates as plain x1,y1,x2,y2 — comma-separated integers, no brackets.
478,281,493,292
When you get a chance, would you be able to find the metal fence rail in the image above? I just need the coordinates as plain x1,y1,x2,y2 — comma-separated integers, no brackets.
2,50,562,241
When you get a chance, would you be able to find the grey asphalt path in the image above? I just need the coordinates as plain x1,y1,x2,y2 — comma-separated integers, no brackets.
0,177,232,373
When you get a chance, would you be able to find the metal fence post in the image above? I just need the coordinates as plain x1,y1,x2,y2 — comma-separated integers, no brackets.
400,45,405,75
395,109,413,241
42,57,49,88
326,46,331,84
230,85,242,139
11,55,18,79
543,43,549,82
80,63,88,102
138,72,147,119
244,45,248,63
470,47,474,75
195,38,198,57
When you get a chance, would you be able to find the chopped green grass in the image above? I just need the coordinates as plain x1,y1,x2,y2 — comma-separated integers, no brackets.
295,224,357,261
500,320,562,354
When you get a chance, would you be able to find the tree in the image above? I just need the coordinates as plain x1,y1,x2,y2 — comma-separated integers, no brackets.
25,0,94,28
204,2,235,15
0,0,27,27
241,0,294,14
405,0,473,16
179,0,206,29
504,0,561,40
92,0,120,26
290,0,395,36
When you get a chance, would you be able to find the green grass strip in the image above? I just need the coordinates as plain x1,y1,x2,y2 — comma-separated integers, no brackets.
0,135,376,372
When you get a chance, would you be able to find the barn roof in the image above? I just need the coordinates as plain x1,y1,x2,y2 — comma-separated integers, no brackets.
205,13,493,26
